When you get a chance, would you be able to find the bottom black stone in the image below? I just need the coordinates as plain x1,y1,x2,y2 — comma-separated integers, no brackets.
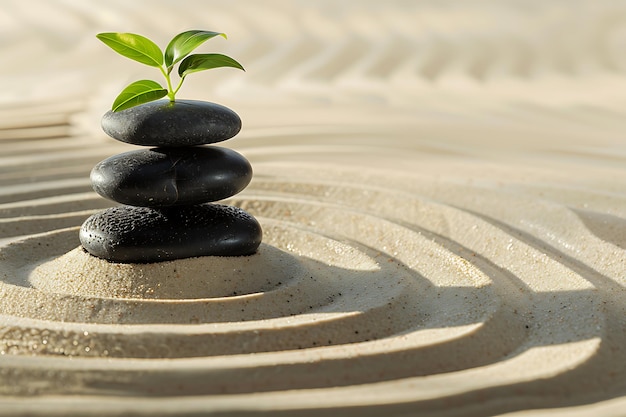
80,204,262,263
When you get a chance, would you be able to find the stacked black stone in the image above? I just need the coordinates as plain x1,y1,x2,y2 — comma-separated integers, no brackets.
80,99,262,263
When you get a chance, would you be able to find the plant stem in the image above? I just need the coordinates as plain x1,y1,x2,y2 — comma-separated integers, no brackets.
173,77,185,96
160,66,176,102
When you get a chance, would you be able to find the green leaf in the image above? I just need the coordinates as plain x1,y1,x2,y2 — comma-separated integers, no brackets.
96,32,163,67
112,80,167,112
178,53,245,78
164,30,227,68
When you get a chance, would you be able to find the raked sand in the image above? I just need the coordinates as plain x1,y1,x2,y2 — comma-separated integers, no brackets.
0,1,625,416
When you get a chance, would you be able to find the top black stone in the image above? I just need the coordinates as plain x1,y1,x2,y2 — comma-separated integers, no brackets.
101,99,242,147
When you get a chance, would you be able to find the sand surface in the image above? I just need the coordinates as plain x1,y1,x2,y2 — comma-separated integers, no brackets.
0,1,625,416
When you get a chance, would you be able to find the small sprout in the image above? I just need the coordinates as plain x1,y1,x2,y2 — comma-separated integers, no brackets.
97,30,245,112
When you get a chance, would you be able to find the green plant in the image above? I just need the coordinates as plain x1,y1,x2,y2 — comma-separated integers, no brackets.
96,30,244,111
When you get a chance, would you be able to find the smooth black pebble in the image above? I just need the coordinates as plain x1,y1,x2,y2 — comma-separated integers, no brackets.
101,99,241,146
90,146,252,207
80,204,262,263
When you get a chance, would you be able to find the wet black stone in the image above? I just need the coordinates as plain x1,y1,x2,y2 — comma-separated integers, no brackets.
101,100,241,146
80,204,262,263
90,146,252,207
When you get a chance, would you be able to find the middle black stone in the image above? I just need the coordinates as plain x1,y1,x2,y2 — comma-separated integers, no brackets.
91,146,252,207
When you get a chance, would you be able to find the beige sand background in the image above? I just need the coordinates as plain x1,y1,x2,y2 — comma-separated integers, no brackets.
0,0,625,416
